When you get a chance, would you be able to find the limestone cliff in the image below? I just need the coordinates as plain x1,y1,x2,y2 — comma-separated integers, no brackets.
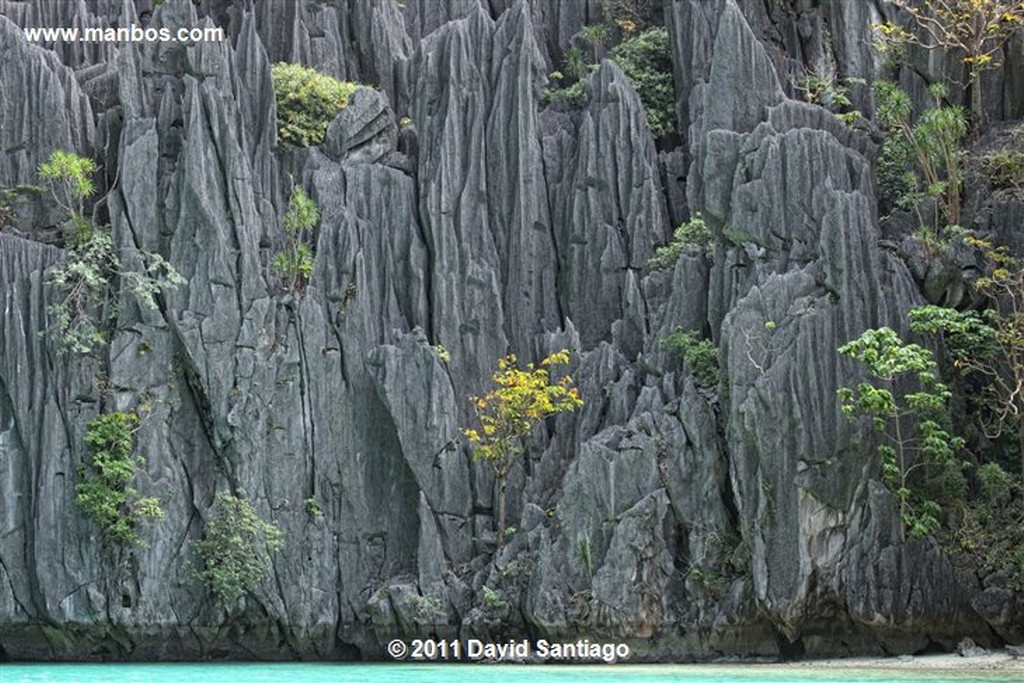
0,0,1021,661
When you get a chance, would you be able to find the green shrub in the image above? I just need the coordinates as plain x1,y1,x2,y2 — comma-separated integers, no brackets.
304,497,322,519
609,27,676,137
980,149,1024,193
482,586,508,611
272,186,319,294
271,63,359,147
649,213,709,270
541,75,590,108
38,150,184,354
978,462,1015,508
661,328,718,387
76,411,163,548
196,492,284,604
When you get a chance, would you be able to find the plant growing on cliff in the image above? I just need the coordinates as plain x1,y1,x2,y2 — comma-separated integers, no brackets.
196,492,284,604
649,213,710,269
463,350,583,547
76,411,163,548
272,186,319,294
271,62,359,147
909,239,1024,480
609,27,676,137
39,150,184,354
874,80,967,230
661,328,718,388
838,327,967,541
872,0,1024,126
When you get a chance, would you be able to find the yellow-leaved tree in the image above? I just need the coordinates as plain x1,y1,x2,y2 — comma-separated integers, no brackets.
463,350,584,547
873,0,1024,127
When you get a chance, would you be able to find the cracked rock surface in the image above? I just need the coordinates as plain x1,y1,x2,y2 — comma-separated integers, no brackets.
1,0,1022,661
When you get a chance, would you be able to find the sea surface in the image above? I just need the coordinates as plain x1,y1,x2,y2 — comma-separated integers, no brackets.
2,663,1022,683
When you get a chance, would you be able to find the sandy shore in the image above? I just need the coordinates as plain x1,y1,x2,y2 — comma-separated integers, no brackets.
782,650,1024,671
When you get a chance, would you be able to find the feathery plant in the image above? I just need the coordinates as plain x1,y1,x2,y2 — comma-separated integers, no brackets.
272,186,319,294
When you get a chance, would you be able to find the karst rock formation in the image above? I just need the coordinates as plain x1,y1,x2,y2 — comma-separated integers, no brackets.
1,0,1022,662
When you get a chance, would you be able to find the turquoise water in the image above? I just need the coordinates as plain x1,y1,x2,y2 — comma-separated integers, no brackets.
2,664,1022,683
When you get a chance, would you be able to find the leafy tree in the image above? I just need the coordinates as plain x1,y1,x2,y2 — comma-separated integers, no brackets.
463,350,584,546
196,492,284,604
272,186,319,294
39,150,184,354
271,63,359,147
838,327,966,541
609,27,676,137
873,0,1024,126
910,240,1024,480
874,80,967,229
76,411,163,548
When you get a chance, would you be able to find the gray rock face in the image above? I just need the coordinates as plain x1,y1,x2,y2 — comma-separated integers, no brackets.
1,0,1021,662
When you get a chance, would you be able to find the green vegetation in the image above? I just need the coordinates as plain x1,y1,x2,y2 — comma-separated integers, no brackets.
874,81,967,230
462,350,584,546
39,151,184,354
434,344,450,364
304,497,323,519
838,327,966,541
582,23,609,62
541,71,590,108
409,593,446,621
482,586,508,611
649,213,710,269
909,241,1024,480
76,411,163,548
271,63,360,147
980,149,1024,194
794,72,865,127
954,461,1024,591
196,492,284,604
541,20,675,139
609,27,676,137
272,186,319,294
661,328,718,388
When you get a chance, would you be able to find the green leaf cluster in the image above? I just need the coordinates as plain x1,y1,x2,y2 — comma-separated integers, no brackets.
649,213,710,270
38,150,97,217
838,327,966,540
271,63,359,147
661,328,718,388
196,492,284,604
272,186,319,294
874,81,967,230
609,27,676,137
76,411,163,548
956,462,1024,591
